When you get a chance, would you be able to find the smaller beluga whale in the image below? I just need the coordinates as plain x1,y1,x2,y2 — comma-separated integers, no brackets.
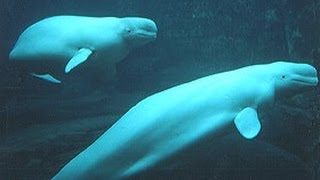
9,15,158,83
53,61,318,179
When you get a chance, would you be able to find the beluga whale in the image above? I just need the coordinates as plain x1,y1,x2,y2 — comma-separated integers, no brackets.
53,61,318,179
9,15,158,83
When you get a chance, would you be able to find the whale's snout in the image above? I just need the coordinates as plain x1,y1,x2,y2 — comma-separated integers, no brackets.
122,17,157,36
133,18,158,39
292,75,319,86
292,64,319,87
271,61,319,97
121,17,158,48
141,19,158,36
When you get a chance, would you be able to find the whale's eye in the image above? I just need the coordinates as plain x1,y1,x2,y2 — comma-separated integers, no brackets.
281,75,286,79
126,28,132,33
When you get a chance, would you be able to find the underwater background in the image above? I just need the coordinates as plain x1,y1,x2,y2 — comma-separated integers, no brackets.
0,0,320,179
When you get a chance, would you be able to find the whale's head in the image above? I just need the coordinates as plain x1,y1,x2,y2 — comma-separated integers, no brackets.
267,61,318,97
120,17,158,48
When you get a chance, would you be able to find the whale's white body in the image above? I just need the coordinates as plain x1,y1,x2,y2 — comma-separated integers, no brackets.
53,61,318,179
9,16,157,83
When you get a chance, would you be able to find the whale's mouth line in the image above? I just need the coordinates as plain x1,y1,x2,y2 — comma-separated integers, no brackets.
136,32,157,39
292,76,319,86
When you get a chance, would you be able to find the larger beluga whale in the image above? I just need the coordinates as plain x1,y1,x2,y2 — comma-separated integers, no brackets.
9,15,157,83
53,61,318,179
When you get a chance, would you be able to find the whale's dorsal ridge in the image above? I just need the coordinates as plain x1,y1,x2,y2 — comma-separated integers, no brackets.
65,48,93,73
234,107,261,139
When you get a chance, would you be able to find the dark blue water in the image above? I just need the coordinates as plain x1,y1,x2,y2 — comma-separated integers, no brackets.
0,0,319,179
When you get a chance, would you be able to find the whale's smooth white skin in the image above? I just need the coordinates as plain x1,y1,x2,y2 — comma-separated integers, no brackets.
9,15,158,83
53,61,318,179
